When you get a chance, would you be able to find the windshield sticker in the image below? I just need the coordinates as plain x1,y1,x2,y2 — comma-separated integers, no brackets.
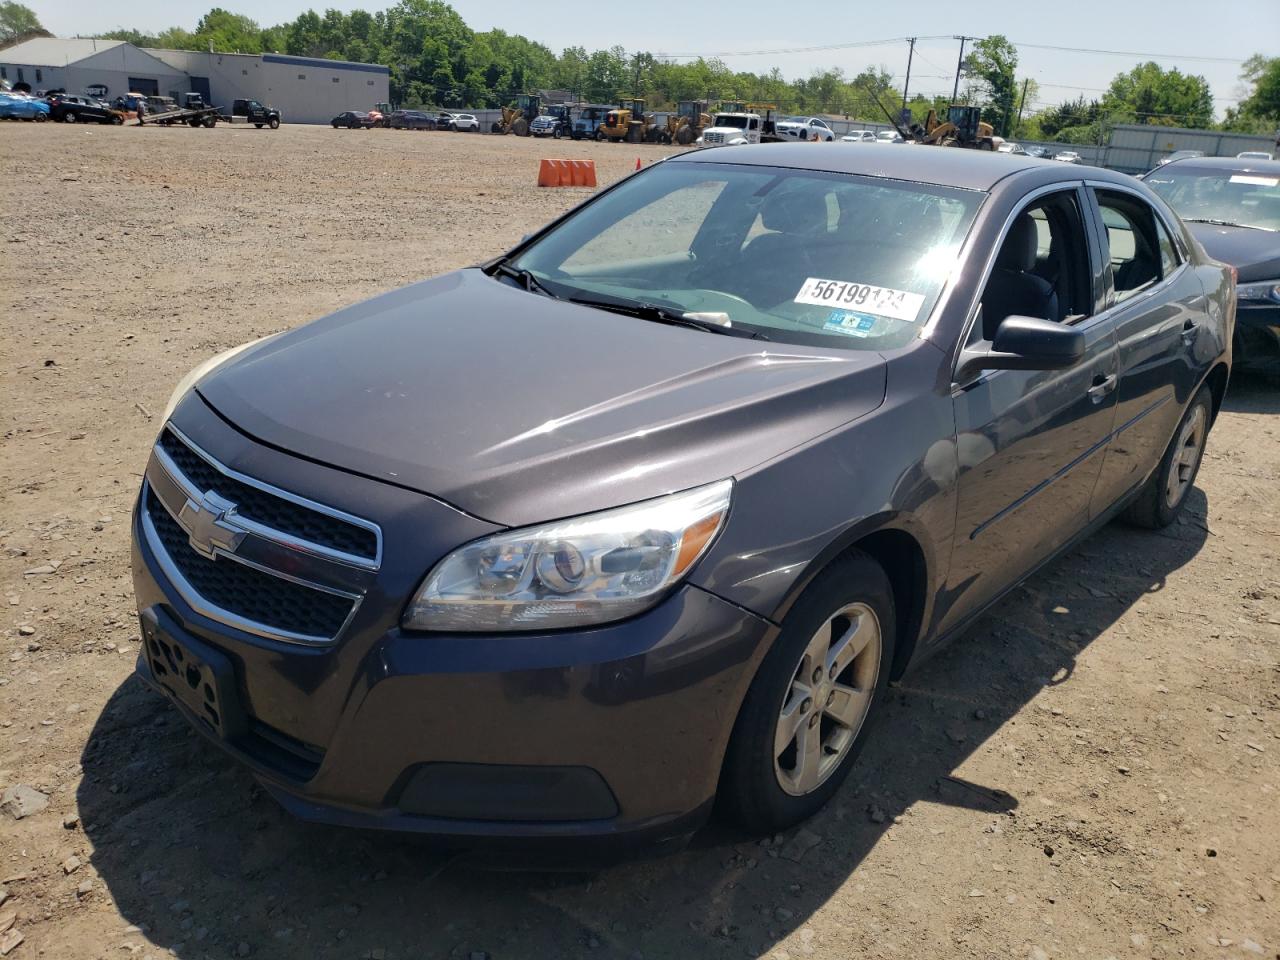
1229,174,1279,187
823,310,881,338
795,278,926,322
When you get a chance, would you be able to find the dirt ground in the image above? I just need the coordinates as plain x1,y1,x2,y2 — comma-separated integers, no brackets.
1,123,1278,960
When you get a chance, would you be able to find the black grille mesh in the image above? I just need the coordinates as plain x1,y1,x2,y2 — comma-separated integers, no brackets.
157,430,377,561
146,488,355,640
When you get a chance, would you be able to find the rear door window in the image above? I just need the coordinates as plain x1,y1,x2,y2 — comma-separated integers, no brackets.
1093,190,1169,304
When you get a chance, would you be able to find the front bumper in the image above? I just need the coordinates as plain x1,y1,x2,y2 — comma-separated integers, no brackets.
129,418,774,845
1235,302,1280,369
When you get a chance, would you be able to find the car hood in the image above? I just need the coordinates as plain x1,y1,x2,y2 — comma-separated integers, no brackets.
1184,221,1280,283
197,269,888,527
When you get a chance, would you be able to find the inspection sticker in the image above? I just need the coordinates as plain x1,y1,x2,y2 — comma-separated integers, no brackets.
795,278,925,322
823,310,881,337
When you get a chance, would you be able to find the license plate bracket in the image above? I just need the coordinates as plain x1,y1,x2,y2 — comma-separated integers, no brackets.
141,611,247,740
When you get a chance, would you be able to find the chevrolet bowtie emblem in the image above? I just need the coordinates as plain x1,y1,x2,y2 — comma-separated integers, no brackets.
177,490,247,560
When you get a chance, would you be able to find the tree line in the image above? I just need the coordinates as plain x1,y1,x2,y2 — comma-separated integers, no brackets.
3,1,1276,139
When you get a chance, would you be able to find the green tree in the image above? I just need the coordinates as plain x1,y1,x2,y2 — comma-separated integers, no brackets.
0,2,44,43
1102,61,1214,127
1223,55,1279,131
966,35,1019,136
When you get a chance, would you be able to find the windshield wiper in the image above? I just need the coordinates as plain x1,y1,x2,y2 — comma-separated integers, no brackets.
568,294,769,340
486,259,557,297
1181,217,1263,230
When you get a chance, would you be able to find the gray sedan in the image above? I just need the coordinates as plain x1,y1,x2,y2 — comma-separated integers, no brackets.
132,144,1232,849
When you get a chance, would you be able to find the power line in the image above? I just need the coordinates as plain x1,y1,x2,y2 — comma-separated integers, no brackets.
656,36,913,60
1011,41,1247,65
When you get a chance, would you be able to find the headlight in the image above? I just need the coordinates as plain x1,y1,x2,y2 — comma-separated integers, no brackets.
402,479,733,632
1237,280,1280,304
161,335,274,421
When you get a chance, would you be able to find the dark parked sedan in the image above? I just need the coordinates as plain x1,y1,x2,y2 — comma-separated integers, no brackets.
132,145,1232,852
47,94,123,124
1144,155,1280,372
388,109,436,130
330,110,373,129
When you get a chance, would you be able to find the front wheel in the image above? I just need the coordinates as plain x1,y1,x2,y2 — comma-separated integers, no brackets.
720,550,895,834
63,111,77,123
1122,385,1213,529
255,123,263,128
268,117,279,129
552,126,562,139
594,129,605,142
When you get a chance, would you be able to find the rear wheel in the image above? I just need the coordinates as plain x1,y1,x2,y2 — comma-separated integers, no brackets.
720,551,895,834
512,117,529,137
552,126,562,139
203,115,216,128
34,111,47,123
1122,385,1213,529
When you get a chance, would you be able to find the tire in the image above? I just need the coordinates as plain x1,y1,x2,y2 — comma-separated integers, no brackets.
64,111,77,123
111,114,123,125
255,123,263,128
720,550,896,834
1122,385,1213,529
203,116,216,128
268,117,279,129
332,122,339,128
676,126,693,146
34,111,46,123
512,117,529,137
552,126,562,140
594,129,605,142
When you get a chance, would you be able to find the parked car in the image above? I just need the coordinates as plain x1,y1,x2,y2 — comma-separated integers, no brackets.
1145,155,1280,372
1054,150,1082,164
331,111,374,129
446,113,479,132
46,94,122,124
1157,149,1205,167
840,129,876,143
134,144,1231,850
997,141,1026,155
774,116,835,142
388,109,435,130
875,130,904,144
1025,146,1052,159
0,92,49,121
1237,151,1274,161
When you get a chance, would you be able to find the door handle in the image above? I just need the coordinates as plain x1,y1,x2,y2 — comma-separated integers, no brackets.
1088,374,1117,403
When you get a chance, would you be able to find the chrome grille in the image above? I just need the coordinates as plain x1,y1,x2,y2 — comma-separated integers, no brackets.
702,131,725,144
141,426,381,645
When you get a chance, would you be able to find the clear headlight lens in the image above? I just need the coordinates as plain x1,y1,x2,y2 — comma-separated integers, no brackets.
403,479,733,632
1237,280,1280,304
161,335,274,421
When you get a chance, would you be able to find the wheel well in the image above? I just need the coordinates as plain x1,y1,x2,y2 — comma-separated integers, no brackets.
846,529,927,680
1203,362,1229,423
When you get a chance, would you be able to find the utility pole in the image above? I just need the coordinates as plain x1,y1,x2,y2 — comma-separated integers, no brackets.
1012,77,1030,137
901,37,916,113
951,35,975,104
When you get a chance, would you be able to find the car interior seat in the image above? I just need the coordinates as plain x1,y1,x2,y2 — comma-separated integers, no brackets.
981,213,1060,338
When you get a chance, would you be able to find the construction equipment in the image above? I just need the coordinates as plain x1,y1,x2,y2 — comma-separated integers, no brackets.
664,100,710,145
599,97,657,143
373,101,392,128
863,83,1002,151
491,94,540,136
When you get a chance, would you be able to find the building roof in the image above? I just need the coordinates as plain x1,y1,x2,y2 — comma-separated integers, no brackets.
0,37,125,66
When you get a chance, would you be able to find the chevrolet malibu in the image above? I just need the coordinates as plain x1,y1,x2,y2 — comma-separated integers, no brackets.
132,145,1232,851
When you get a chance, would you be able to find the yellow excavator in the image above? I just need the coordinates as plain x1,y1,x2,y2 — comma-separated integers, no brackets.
491,94,540,136
600,97,658,143
664,100,710,145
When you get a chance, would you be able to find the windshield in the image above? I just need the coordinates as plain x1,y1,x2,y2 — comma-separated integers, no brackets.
714,115,750,129
508,161,983,351
1146,167,1280,231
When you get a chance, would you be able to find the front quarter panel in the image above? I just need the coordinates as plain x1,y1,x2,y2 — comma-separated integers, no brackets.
691,344,956,664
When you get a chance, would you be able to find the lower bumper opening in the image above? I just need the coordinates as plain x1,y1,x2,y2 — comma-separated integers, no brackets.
396,763,619,822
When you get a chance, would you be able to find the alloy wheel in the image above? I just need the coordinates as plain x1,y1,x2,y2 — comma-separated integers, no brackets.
1165,403,1206,508
773,602,882,796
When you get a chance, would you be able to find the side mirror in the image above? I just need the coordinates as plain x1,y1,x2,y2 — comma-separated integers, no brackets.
956,316,1085,383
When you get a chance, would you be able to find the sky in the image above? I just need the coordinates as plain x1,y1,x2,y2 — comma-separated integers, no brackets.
33,0,1280,117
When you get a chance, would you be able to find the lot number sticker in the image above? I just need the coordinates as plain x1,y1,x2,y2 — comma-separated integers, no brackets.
795,278,925,322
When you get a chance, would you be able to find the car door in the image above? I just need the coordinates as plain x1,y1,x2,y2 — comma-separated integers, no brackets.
1084,184,1208,514
939,185,1120,633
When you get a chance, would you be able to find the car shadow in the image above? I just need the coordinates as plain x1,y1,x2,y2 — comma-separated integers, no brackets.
78,492,1209,959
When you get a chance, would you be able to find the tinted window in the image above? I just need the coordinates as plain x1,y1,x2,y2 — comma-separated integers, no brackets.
1095,191,1165,303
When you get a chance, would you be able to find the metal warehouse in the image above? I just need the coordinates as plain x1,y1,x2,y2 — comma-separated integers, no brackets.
145,49,389,125
0,37,389,124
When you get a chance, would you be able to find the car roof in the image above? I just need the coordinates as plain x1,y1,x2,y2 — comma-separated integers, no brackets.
669,141,1127,191
1153,155,1280,172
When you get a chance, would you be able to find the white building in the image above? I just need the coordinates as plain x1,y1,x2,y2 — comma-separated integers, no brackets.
145,50,389,125
0,37,390,124
0,37,186,101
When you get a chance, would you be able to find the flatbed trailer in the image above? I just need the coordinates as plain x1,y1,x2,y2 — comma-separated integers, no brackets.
139,105,224,128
